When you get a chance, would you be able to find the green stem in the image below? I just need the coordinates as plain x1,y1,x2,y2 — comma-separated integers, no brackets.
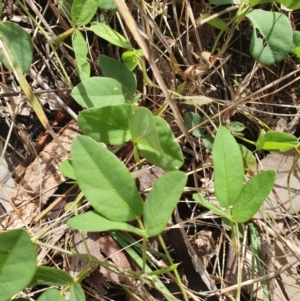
157,235,189,301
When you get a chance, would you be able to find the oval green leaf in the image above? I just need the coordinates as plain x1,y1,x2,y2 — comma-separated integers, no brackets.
129,107,162,153
213,126,244,207
0,229,37,301
78,104,133,144
70,282,86,301
72,29,90,81
184,112,205,138
99,54,136,97
232,170,276,223
98,0,117,11
256,131,298,152
246,9,293,65
72,136,143,221
36,288,67,301
89,22,130,48
67,211,146,237
30,267,73,286
0,22,33,72
71,0,99,26
60,159,76,180
121,48,143,71
139,116,184,170
71,77,125,108
144,171,187,237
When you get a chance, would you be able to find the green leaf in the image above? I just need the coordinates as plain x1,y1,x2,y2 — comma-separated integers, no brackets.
71,0,98,25
193,193,235,222
67,211,146,237
202,14,228,30
239,144,257,173
139,116,184,171
209,0,240,4
72,29,90,81
250,0,300,10
36,288,67,301
69,283,86,301
289,31,300,54
279,0,300,10
255,131,298,152
72,136,143,221
98,0,117,11
60,159,76,180
129,107,162,153
121,48,143,71
71,77,125,108
89,22,131,48
0,229,37,301
228,121,245,133
203,133,214,150
246,9,293,65
232,170,276,223
144,171,187,237
30,267,73,286
213,126,244,207
78,104,133,144
99,55,136,97
184,112,205,138
0,22,33,72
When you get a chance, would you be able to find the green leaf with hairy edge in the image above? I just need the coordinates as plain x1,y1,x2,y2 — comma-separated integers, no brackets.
0,229,37,301
71,0,98,25
36,288,67,301
202,14,228,30
72,136,143,221
60,159,76,180
72,29,90,81
99,54,136,97
78,104,132,144
209,0,240,4
122,49,143,71
98,0,117,11
246,9,293,65
30,267,73,286
256,131,298,152
67,211,146,237
232,170,276,223
0,22,33,72
89,22,130,48
193,193,235,222
184,112,205,138
144,171,187,237
0,0,2,16
70,282,86,301
129,107,162,153
213,126,244,207
139,116,184,171
71,77,125,108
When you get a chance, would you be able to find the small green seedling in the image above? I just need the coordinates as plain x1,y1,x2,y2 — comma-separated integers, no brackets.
206,0,300,63
193,126,276,224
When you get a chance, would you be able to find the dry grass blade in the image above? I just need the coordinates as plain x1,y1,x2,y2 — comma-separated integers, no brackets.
0,39,67,154
114,0,196,154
